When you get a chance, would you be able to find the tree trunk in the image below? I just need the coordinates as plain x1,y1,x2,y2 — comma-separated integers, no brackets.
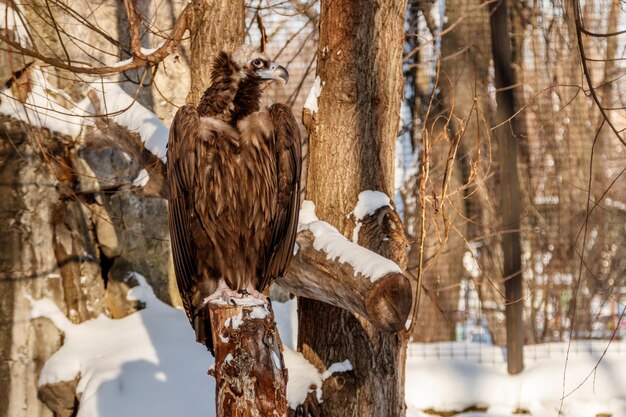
209,300,288,417
489,0,524,375
188,0,245,106
304,0,406,235
298,1,409,416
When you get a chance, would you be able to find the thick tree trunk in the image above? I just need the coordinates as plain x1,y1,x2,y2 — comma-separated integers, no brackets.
298,1,409,416
188,0,245,106
304,0,406,235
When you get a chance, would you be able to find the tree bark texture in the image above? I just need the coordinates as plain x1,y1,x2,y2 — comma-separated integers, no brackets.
304,0,406,236
188,0,245,106
299,1,409,416
209,300,288,417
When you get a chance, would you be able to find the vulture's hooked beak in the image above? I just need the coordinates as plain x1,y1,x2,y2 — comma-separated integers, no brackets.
259,63,289,84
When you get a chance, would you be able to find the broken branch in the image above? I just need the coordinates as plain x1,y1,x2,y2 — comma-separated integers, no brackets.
277,229,411,333
209,299,288,417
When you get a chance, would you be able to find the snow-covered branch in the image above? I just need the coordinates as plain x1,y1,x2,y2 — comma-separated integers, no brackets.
277,200,412,333
85,89,168,199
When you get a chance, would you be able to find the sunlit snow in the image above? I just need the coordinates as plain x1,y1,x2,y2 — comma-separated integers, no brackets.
29,275,626,417
298,200,403,281
353,190,392,221
0,68,90,137
29,275,326,417
304,76,322,113
89,83,169,162
352,190,392,242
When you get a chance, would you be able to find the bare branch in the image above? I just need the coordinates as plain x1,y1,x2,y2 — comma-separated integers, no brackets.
0,4,192,75
573,0,626,147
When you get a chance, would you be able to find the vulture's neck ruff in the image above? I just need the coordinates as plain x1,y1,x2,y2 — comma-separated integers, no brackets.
197,51,264,125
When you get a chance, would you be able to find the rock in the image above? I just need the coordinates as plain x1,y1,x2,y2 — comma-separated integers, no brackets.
37,376,80,417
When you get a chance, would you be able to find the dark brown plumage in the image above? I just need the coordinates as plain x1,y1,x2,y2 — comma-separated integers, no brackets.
167,46,301,354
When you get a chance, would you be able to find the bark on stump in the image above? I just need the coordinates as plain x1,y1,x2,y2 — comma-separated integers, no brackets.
209,299,287,417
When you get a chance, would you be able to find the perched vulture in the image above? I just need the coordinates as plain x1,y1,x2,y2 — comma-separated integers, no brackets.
167,45,302,353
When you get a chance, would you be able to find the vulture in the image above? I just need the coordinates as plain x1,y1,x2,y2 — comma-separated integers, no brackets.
167,45,302,353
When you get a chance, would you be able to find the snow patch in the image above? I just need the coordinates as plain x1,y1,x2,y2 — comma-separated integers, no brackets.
351,191,392,242
0,68,90,137
283,349,322,409
353,190,392,221
140,43,164,56
89,82,169,162
227,311,244,330
304,76,322,113
249,305,269,320
299,200,402,282
271,350,282,370
110,43,165,67
110,57,133,68
273,298,298,350
133,169,150,187
351,222,362,243
321,359,353,380
0,3,30,45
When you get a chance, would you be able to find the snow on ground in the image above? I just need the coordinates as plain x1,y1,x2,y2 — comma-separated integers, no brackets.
299,200,402,281
29,275,324,417
30,275,626,417
30,274,213,417
406,341,626,417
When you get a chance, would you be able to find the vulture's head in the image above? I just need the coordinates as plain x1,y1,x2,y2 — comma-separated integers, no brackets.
230,45,289,84
198,45,289,120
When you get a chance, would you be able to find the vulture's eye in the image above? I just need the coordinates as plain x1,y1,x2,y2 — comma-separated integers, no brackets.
252,59,264,69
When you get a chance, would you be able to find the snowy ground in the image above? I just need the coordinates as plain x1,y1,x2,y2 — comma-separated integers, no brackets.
30,276,626,417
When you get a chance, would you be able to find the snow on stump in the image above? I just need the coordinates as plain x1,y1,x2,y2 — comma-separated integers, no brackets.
209,298,288,417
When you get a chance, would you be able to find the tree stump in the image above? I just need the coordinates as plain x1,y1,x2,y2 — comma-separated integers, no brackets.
209,298,288,417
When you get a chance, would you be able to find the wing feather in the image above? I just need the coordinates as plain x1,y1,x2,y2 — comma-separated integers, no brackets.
167,105,202,324
258,103,302,291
